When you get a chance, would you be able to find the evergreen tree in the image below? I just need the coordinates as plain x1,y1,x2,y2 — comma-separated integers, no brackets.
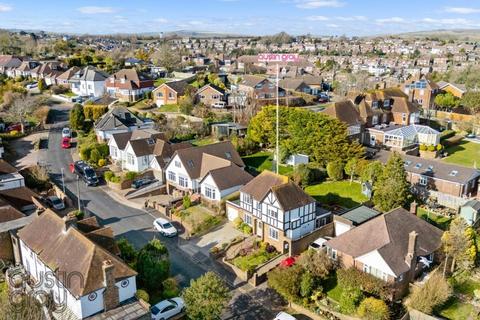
69,103,85,130
373,152,411,212
442,217,477,273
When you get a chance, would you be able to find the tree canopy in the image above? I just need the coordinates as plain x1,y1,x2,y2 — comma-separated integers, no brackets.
247,106,364,166
136,238,170,292
373,152,411,212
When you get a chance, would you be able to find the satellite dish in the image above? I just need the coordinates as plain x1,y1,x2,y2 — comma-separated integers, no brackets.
419,256,432,268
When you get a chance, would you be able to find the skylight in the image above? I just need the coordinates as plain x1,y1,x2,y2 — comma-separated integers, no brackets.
449,170,458,177
187,160,194,167
404,160,412,166
415,163,422,169
225,152,232,159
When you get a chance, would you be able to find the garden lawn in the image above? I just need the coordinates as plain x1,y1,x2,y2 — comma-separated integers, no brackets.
443,140,480,168
241,151,293,175
305,180,368,208
154,78,168,87
232,246,278,273
437,297,476,320
191,137,217,146
158,104,179,112
323,273,343,303
417,207,452,230
181,205,222,236
130,99,153,110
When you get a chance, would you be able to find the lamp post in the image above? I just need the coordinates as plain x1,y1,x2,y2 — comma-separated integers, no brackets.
61,168,65,194
76,175,81,212
257,53,299,174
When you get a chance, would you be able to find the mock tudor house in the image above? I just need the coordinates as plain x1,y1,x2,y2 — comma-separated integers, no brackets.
105,69,154,103
165,142,252,203
95,107,154,142
70,66,109,99
153,80,193,107
374,150,480,209
325,208,443,299
228,171,332,255
16,210,145,319
195,83,227,107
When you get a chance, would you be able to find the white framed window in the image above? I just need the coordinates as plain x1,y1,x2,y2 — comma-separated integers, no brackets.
402,113,407,123
167,171,176,181
244,194,252,204
269,227,279,240
419,175,428,186
372,115,379,125
205,186,215,199
175,160,181,168
143,157,148,165
127,154,134,165
179,176,188,188
244,214,252,225
268,209,278,219
331,249,337,260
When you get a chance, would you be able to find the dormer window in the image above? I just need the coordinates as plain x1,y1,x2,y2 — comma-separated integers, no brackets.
187,160,194,167
427,165,434,171
372,101,379,109
225,152,232,159
383,99,390,107
415,163,422,169
404,160,412,167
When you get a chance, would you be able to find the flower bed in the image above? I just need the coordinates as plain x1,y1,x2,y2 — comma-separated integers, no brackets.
232,242,279,273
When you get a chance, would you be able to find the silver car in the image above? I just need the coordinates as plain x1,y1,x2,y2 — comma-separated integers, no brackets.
47,196,65,210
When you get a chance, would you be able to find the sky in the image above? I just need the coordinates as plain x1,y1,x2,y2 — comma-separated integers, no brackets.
1,0,480,36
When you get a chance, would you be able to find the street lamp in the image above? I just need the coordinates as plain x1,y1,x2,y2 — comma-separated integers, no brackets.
61,168,65,194
76,175,81,212
257,53,299,174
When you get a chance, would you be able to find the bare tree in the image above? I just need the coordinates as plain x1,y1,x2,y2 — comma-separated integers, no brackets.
151,44,182,74
8,94,39,133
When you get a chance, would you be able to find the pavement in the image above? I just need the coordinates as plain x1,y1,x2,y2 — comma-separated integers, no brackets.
43,106,286,319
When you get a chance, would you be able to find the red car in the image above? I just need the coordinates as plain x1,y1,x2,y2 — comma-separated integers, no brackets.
61,137,71,149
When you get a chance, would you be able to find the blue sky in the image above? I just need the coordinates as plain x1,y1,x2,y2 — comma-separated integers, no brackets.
1,0,480,36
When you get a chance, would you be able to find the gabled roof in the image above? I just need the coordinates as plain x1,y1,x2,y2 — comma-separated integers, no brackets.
196,83,225,96
154,80,192,96
463,199,480,211
171,141,244,179
240,75,268,88
152,141,192,169
110,129,164,150
200,164,253,191
17,210,136,298
326,207,443,276
240,170,315,211
57,66,81,81
278,79,308,91
95,107,144,132
323,100,363,126
70,66,108,82
107,69,153,90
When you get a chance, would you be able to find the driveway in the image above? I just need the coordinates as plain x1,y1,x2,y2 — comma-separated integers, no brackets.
8,131,48,170
191,222,243,256
44,106,284,318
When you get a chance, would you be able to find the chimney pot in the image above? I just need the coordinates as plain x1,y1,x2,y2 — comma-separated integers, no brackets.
63,213,77,232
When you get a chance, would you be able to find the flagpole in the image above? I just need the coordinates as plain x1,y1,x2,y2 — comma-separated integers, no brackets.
276,62,279,175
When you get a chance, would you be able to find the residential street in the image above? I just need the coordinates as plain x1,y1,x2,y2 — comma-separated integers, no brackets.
42,106,289,320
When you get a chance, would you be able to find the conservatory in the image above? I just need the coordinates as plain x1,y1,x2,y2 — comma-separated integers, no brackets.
383,125,440,150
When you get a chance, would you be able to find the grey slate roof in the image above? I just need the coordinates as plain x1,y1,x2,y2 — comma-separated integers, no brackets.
95,107,144,131
340,205,381,226
373,150,480,185
463,199,480,211
70,66,108,82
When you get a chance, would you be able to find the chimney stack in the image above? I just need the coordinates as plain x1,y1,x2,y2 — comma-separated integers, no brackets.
62,213,77,233
102,260,119,311
405,231,418,268
410,201,418,215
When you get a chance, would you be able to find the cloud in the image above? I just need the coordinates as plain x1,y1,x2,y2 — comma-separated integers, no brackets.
336,15,367,21
155,18,169,24
376,17,405,24
306,15,329,21
0,3,12,12
295,0,345,9
326,23,339,28
444,7,480,14
422,17,472,26
77,6,115,14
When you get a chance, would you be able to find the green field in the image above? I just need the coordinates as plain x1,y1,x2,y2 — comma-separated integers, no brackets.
305,180,368,208
443,140,480,168
158,104,179,113
241,151,293,175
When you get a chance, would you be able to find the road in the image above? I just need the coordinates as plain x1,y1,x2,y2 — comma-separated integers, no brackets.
43,106,287,319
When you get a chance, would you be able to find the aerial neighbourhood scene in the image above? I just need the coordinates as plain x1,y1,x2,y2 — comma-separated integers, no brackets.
2,0,480,319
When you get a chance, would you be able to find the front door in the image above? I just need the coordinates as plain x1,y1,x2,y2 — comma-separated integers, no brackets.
370,135,376,146
256,221,263,237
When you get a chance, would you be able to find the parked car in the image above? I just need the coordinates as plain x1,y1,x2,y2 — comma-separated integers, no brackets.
466,133,476,139
6,123,22,133
309,237,329,251
73,160,99,186
274,312,297,320
151,297,185,320
62,127,71,138
25,82,37,89
46,196,65,210
131,177,156,189
153,218,177,237
61,137,71,149
212,101,226,108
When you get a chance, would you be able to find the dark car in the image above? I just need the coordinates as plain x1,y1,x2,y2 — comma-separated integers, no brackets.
74,160,99,186
131,177,156,189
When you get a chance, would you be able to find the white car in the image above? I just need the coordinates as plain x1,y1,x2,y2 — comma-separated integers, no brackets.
47,196,65,210
274,312,297,320
309,237,329,251
153,218,177,237
151,297,185,320
25,82,37,89
212,101,226,108
61,127,71,138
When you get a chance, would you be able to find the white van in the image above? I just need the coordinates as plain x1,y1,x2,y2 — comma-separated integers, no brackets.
274,311,297,320
212,101,226,108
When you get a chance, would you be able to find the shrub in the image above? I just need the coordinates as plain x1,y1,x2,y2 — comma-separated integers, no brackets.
98,159,106,167
51,85,69,95
89,148,101,164
104,171,115,182
339,286,363,314
183,195,192,209
117,237,137,264
300,271,314,298
125,171,138,181
419,144,427,151
73,210,84,220
110,176,121,183
136,289,149,302
242,224,252,235
406,271,452,314
337,268,389,300
357,297,389,320
84,105,108,120
162,278,180,298
427,145,436,152
233,217,243,229
436,144,443,151
326,161,344,181
440,129,455,141
9,130,19,136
